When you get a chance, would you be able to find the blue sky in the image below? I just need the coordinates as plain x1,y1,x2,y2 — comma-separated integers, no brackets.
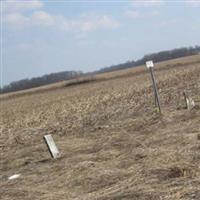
1,0,200,86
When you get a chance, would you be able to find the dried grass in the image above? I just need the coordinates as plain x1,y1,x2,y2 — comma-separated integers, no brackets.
0,55,200,200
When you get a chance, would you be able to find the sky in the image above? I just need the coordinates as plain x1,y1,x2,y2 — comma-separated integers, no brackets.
1,0,200,87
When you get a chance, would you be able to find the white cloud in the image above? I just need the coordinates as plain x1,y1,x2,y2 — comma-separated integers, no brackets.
61,15,120,32
125,10,141,19
98,15,120,29
5,11,56,29
125,10,159,19
4,10,120,33
31,11,55,26
131,0,165,7
5,12,30,28
185,0,200,6
3,0,120,33
4,0,44,13
155,19,182,28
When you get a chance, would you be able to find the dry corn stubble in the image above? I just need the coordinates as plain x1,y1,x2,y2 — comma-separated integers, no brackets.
0,55,200,200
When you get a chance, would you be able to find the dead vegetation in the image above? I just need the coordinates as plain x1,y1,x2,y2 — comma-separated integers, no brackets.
0,55,200,200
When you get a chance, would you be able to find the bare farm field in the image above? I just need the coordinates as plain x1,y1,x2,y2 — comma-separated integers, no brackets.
0,55,200,200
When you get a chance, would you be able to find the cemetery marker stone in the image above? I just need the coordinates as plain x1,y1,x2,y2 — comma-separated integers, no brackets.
44,134,60,159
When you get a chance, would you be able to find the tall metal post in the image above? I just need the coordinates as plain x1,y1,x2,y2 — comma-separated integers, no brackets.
146,61,161,113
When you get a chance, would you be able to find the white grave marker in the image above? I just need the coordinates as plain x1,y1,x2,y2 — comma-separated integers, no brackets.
145,60,161,113
146,60,154,68
183,92,195,111
44,134,60,159
186,97,195,110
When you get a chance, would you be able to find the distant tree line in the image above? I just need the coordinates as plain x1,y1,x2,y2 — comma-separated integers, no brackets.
1,45,200,94
0,71,82,94
97,45,200,73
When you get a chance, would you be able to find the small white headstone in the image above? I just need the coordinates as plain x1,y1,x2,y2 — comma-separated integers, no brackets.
186,97,195,110
146,60,154,68
44,134,60,159
183,92,195,111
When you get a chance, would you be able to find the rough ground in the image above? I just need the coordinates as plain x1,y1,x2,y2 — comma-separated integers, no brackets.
0,55,200,200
